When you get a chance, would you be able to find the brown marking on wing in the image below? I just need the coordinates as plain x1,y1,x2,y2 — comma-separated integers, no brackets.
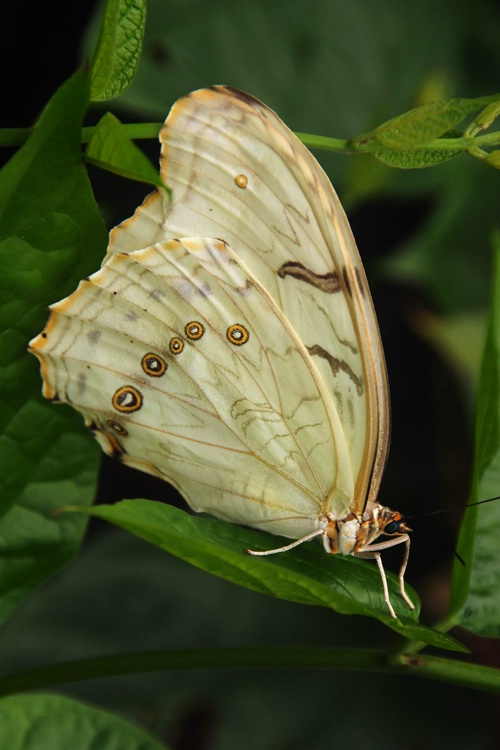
307,343,363,396
277,261,341,293
215,86,265,108
342,267,352,297
342,266,367,301
354,267,366,299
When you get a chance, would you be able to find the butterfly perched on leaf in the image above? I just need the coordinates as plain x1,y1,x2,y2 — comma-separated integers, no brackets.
29,86,413,619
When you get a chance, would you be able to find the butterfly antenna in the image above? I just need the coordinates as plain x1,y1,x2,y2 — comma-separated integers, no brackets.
452,549,466,567
408,497,500,568
406,495,500,520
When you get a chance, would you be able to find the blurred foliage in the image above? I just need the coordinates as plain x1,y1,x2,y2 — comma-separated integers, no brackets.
82,0,500,316
0,529,495,748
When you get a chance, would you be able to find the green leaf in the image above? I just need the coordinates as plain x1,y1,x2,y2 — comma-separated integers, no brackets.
90,0,146,101
482,150,500,169
371,147,459,169
452,234,500,636
353,95,500,150
0,69,106,625
66,499,465,652
85,112,166,190
466,100,500,136
0,693,168,750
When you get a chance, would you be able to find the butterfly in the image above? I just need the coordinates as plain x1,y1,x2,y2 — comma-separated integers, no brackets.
29,86,414,619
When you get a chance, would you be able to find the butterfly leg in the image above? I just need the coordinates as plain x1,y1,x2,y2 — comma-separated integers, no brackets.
398,536,414,610
373,552,397,619
355,534,413,618
245,528,324,556
352,547,397,618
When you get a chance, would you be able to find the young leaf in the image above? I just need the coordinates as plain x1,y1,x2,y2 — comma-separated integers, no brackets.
90,0,146,101
482,151,500,170
370,147,459,169
451,234,500,636
353,95,500,150
85,112,167,190
0,69,106,625
466,100,500,137
65,499,466,652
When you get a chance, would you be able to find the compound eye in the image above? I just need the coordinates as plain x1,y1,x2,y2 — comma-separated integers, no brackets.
384,521,401,535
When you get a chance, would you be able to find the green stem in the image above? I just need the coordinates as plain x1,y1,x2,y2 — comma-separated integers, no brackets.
0,123,162,148
0,648,384,696
294,132,351,152
0,128,33,147
0,646,499,696
81,123,161,143
1,124,499,153
351,132,500,154
395,653,500,693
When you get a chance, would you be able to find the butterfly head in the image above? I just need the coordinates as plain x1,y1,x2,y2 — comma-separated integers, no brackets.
378,509,412,537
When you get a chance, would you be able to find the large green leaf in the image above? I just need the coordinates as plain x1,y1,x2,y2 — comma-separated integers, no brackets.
0,693,168,750
451,235,500,636
85,111,165,189
0,69,107,625
66,499,465,652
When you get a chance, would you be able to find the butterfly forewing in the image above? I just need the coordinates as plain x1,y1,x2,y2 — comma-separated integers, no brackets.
107,87,389,513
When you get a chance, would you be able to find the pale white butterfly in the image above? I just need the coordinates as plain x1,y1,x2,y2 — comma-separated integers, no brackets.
29,86,414,619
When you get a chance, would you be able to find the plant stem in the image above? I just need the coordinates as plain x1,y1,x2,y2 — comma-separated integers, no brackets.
0,646,499,696
1,125,498,154
0,648,384,696
395,653,500,693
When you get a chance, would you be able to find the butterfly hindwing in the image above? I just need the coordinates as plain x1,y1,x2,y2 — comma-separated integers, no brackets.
30,237,354,538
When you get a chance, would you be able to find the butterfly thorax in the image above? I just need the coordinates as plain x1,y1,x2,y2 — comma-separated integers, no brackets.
324,505,411,557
